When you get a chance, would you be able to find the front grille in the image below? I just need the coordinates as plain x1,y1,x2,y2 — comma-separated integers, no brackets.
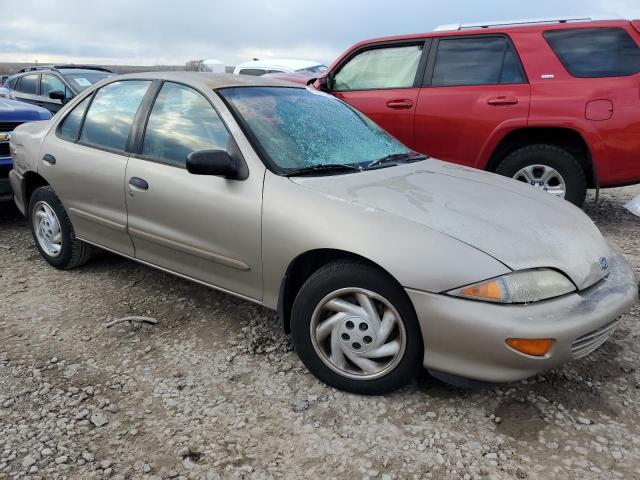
0,122,22,132
0,122,19,159
572,319,620,359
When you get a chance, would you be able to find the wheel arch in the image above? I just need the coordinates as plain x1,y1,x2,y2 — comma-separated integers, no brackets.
21,171,50,218
485,127,596,188
277,248,406,334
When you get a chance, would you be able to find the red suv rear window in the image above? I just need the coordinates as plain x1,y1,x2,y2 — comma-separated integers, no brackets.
544,28,640,78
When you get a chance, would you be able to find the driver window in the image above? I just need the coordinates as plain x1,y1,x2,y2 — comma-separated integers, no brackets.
142,82,230,167
333,44,423,91
41,75,72,99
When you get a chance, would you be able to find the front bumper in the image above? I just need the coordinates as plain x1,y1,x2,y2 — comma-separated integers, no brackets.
0,177,11,202
0,157,12,202
407,248,638,383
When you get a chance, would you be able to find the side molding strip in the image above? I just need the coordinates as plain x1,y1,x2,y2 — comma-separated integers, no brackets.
76,236,263,306
68,208,127,232
128,227,251,271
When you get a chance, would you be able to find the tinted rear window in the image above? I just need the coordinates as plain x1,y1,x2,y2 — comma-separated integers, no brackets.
17,74,39,94
544,28,640,78
79,80,151,152
59,96,91,141
431,36,525,86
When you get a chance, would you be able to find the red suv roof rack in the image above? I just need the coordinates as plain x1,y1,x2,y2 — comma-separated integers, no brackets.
434,15,622,32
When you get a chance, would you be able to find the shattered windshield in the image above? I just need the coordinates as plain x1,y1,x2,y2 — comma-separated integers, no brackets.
219,86,411,173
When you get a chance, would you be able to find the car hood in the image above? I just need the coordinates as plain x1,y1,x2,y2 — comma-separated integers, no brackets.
290,159,611,290
0,98,51,120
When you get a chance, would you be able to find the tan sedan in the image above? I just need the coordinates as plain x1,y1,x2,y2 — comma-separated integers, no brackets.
9,72,637,394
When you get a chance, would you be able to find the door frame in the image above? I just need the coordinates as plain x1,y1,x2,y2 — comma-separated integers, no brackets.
421,33,530,87
327,38,433,92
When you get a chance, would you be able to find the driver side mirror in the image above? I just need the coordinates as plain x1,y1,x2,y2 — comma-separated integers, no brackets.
317,73,334,91
48,90,67,103
186,150,239,179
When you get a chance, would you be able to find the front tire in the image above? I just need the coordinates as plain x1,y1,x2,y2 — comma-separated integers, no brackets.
29,186,93,269
291,260,422,395
495,144,587,207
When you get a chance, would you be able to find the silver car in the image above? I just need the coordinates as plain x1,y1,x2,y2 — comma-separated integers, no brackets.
8,72,637,394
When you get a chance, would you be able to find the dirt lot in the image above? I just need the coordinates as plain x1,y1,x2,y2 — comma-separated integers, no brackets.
1,186,639,480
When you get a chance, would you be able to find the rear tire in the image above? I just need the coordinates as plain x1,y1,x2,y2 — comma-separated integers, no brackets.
29,186,93,269
495,144,587,207
291,260,422,395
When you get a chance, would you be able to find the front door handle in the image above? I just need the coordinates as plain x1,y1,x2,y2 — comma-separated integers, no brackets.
386,99,414,110
129,177,149,190
487,96,519,106
42,154,56,165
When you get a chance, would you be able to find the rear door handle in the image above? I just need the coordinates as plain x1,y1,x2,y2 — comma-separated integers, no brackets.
487,96,519,106
129,177,149,190
42,154,56,165
386,99,414,110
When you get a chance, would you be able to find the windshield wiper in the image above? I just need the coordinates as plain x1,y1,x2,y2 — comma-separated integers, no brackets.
367,152,427,169
284,163,362,177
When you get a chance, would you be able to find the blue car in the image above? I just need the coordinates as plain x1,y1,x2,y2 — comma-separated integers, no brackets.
0,97,51,201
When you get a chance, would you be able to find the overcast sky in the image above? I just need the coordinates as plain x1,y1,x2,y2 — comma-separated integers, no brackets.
2,0,640,66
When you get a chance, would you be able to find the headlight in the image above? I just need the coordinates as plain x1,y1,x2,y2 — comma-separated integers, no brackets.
447,269,575,304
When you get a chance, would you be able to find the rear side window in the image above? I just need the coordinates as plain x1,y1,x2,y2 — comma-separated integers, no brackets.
431,36,525,86
79,80,151,152
334,44,424,91
17,74,39,94
544,28,640,78
58,96,91,141
239,69,267,76
142,82,230,166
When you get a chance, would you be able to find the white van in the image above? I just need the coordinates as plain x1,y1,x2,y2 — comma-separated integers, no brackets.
233,59,327,76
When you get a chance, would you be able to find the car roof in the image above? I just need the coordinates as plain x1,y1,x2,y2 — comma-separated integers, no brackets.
113,71,303,90
235,59,324,71
6,68,111,81
347,18,633,47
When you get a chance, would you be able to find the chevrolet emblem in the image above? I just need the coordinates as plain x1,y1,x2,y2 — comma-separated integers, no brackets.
0,132,11,142
599,257,609,271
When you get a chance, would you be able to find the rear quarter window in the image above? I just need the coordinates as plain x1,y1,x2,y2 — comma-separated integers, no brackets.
58,96,91,141
544,28,640,78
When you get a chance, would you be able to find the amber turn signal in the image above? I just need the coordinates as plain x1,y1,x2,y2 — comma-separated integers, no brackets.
506,338,554,356
459,280,502,301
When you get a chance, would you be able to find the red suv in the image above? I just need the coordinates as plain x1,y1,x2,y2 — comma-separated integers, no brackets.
300,17,640,206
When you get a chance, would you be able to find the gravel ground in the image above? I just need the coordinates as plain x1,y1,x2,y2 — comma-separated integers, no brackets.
1,186,639,480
